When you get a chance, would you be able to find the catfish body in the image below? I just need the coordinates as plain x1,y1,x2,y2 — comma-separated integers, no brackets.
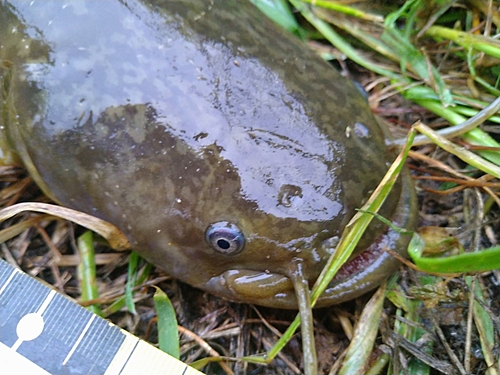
0,0,416,308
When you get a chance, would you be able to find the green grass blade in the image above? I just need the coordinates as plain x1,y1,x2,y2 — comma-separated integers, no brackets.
296,0,383,22
251,0,303,36
289,0,401,79
125,252,141,314
414,122,500,176
77,230,103,316
407,232,500,273
153,286,180,359
102,262,153,317
426,26,500,59
381,29,454,106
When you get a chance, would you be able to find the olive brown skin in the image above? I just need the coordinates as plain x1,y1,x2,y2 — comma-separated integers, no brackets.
0,0,417,309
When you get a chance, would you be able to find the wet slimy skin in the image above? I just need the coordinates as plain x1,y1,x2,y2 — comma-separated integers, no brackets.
0,0,416,309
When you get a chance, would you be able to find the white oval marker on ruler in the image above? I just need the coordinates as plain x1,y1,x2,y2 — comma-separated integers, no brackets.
12,290,55,351
16,313,45,342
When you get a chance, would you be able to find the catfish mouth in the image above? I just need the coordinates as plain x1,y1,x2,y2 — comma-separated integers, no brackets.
203,237,393,310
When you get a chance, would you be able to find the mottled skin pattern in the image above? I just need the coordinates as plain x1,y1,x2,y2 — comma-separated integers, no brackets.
0,0,416,308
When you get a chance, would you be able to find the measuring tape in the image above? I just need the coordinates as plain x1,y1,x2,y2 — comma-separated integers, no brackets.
0,259,204,375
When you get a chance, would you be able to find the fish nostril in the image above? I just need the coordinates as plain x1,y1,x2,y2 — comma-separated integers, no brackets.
321,236,339,254
277,184,303,208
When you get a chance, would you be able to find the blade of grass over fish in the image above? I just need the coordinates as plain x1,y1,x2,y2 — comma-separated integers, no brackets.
244,126,417,367
338,283,387,375
414,122,500,177
77,231,103,316
0,202,130,250
153,286,180,359
310,128,416,306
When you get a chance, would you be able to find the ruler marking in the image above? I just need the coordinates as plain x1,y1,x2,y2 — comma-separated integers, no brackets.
38,290,56,314
11,336,23,351
116,337,139,375
62,314,96,365
0,268,17,296
102,328,139,375
90,322,122,366
85,320,105,360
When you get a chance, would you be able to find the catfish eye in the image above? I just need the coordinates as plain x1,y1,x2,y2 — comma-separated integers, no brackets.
206,222,245,255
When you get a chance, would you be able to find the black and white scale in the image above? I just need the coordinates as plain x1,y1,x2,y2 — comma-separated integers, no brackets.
0,258,204,374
